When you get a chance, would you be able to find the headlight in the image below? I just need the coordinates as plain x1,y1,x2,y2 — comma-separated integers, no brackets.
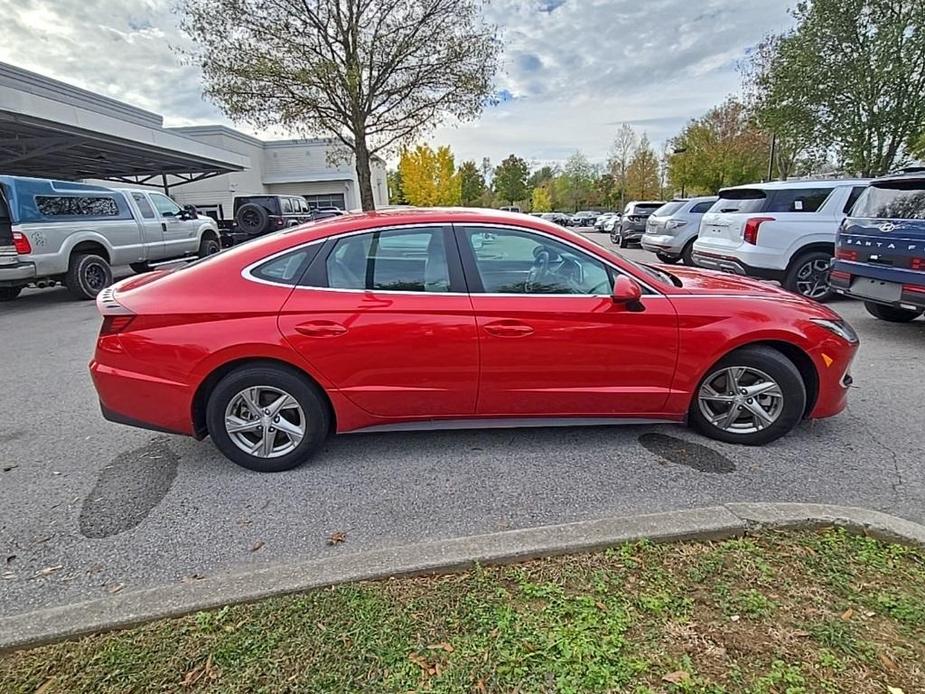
810,318,859,343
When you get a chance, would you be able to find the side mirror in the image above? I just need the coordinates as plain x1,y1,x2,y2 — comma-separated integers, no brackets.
612,275,642,304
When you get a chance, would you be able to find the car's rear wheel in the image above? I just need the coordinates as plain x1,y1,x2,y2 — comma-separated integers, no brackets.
680,238,696,266
864,301,923,323
784,251,834,301
206,364,329,472
656,252,680,264
689,346,806,446
66,253,112,300
0,286,22,301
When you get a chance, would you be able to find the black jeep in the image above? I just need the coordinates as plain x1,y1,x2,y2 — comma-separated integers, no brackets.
228,195,343,244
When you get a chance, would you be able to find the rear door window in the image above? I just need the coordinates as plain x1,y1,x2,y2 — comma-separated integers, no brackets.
131,193,155,219
765,187,832,213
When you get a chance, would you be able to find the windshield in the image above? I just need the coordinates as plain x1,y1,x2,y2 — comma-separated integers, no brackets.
618,253,679,286
852,181,925,219
652,201,685,217
714,189,767,214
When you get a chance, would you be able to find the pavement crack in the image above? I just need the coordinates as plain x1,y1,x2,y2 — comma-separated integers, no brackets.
847,405,904,501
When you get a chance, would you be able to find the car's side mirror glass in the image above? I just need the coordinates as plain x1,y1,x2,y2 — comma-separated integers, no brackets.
612,275,642,304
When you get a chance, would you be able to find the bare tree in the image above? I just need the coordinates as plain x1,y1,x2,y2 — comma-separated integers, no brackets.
178,0,501,210
607,123,638,211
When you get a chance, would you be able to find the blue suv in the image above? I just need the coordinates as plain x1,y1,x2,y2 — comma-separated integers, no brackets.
830,169,925,322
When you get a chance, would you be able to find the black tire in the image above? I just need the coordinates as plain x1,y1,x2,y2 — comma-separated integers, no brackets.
610,230,620,245
689,345,806,446
680,238,696,266
130,262,152,274
784,251,834,301
235,203,271,236
656,252,680,264
198,233,221,259
618,231,630,248
65,253,112,300
864,301,923,323
0,286,22,301
206,363,330,472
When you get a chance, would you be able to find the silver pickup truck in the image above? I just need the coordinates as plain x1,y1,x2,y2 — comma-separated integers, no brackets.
0,175,220,301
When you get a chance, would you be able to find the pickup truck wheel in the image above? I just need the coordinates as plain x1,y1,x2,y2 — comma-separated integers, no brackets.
198,235,221,259
784,251,834,301
66,253,112,300
0,286,22,301
130,262,151,274
864,302,923,322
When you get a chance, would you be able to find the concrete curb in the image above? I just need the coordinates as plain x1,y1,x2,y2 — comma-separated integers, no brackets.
1,502,923,652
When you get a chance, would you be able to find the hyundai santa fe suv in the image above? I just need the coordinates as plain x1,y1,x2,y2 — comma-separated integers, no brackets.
830,169,925,322
692,179,869,300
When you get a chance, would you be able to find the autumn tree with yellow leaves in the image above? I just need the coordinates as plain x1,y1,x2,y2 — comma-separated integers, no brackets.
398,145,462,206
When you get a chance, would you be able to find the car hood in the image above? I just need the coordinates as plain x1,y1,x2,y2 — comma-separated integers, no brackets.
664,266,799,299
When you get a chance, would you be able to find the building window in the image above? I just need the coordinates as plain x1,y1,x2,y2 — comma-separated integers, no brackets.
304,193,346,210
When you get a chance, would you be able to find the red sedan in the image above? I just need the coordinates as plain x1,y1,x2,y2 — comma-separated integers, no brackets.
90,209,859,472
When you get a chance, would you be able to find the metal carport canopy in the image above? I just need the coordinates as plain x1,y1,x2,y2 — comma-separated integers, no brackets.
0,62,248,187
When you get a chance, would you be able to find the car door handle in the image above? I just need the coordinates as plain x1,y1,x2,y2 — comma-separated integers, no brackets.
483,320,534,337
294,321,348,337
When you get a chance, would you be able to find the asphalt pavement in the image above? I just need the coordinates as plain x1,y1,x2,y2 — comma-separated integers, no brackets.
1,233,923,618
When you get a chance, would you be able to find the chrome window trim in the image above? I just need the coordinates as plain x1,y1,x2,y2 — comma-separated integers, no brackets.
240,220,665,297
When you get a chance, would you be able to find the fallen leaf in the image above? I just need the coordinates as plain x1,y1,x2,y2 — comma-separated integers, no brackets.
730,614,740,622
879,653,898,671
37,565,63,576
474,679,487,693
181,654,218,688
2,572,15,580
34,678,54,694
595,601,607,611
792,630,811,637
2,465,17,472
52,471,61,476
408,652,431,672
109,583,125,594
426,642,454,653
841,608,854,621
887,687,904,694
662,670,691,684
250,541,264,553
327,531,348,546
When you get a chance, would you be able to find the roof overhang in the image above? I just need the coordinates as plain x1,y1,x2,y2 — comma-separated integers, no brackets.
0,62,248,186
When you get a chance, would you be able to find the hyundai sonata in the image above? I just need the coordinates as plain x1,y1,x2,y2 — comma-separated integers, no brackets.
90,208,858,472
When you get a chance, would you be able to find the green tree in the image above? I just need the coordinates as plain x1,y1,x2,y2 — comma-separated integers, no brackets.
458,160,485,206
746,0,925,176
625,135,661,201
531,186,553,212
387,169,407,204
556,151,596,211
178,0,501,210
398,144,461,206
493,154,530,205
667,99,767,194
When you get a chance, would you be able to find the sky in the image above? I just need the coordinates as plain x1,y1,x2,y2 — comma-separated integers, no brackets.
0,0,796,170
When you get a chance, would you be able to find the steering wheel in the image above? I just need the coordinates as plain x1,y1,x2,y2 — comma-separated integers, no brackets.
525,247,552,292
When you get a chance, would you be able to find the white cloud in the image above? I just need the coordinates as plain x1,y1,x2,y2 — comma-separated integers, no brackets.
0,0,796,167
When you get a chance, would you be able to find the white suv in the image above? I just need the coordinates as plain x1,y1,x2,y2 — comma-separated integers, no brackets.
691,179,869,300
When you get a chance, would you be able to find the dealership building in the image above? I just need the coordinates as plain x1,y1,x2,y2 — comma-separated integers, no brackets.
0,61,389,221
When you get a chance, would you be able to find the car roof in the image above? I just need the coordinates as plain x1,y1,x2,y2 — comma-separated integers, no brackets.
720,178,870,193
871,168,925,185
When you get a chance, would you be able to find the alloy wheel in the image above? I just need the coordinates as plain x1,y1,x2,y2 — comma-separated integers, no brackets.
794,259,831,299
224,386,306,458
84,262,107,292
697,366,784,434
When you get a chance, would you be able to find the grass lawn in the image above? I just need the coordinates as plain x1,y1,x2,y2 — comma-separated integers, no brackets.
2,529,924,693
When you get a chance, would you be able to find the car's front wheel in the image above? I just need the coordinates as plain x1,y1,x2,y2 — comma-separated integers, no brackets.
689,346,806,446
206,363,330,472
198,234,221,259
864,301,924,323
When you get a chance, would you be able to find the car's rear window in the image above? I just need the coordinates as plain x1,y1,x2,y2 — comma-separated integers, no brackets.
633,204,663,213
653,201,685,217
714,189,767,214
852,181,925,220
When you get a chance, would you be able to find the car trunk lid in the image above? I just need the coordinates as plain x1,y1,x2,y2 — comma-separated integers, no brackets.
697,188,770,250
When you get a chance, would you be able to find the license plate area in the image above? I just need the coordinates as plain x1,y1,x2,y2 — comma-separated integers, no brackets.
850,277,902,302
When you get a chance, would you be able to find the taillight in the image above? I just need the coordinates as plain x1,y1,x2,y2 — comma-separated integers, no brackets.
743,217,775,245
830,270,851,282
902,283,925,294
12,231,31,254
836,249,858,261
99,315,136,336
912,258,925,270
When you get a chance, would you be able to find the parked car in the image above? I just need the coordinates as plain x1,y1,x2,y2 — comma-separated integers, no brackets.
640,196,718,265
499,206,522,213
228,195,338,244
829,169,925,322
594,212,617,232
613,201,665,247
0,176,220,301
91,208,858,472
569,211,599,227
692,179,869,300
540,212,572,226
603,214,622,233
